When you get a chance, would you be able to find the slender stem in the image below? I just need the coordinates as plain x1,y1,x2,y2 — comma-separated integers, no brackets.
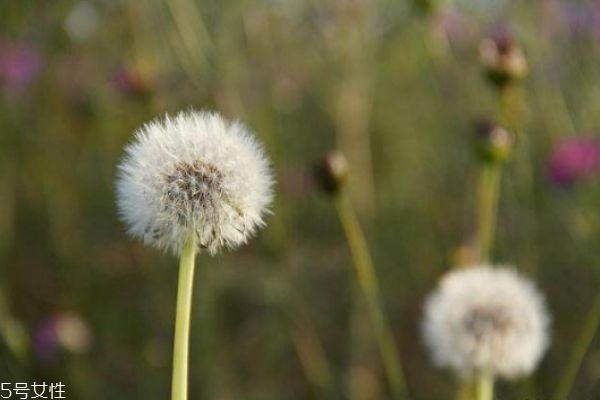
334,193,408,400
290,314,336,399
171,234,197,400
555,288,600,400
476,374,494,400
476,163,502,263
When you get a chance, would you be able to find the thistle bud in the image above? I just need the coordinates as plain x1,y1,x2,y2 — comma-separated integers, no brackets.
314,151,349,194
479,31,528,88
474,120,514,163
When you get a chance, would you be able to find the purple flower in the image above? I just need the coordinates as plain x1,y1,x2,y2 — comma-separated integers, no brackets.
33,317,60,363
32,313,93,364
0,42,42,90
547,137,600,186
567,4,600,38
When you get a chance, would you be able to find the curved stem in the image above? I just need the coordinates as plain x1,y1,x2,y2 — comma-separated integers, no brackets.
476,374,494,400
334,193,408,400
476,163,502,263
289,313,336,399
171,234,197,400
555,289,600,400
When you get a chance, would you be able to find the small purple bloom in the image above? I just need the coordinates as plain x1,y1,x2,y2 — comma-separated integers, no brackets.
33,317,60,363
547,137,600,186
0,42,42,89
32,312,93,364
553,2,600,39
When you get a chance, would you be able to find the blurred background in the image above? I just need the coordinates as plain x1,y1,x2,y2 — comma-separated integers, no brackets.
2,0,600,399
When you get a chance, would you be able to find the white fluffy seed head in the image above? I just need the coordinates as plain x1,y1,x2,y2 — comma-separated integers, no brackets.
116,110,273,256
422,265,550,380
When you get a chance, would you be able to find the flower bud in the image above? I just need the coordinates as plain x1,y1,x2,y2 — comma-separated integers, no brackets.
474,120,514,163
314,151,349,194
479,31,528,88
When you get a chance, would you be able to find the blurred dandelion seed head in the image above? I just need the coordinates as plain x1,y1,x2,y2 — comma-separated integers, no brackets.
116,110,273,255
422,266,550,380
64,1,99,42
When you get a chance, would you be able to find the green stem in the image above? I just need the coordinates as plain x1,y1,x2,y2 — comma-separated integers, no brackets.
289,313,336,399
555,289,600,400
171,234,197,400
334,193,408,400
476,163,502,263
476,374,494,400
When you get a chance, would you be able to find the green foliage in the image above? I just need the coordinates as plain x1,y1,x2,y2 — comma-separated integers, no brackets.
1,1,600,399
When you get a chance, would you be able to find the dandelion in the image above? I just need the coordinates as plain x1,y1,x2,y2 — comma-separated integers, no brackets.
63,1,99,42
422,266,550,400
116,110,273,400
116,110,272,256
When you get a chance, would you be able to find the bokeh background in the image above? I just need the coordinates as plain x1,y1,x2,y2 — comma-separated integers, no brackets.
2,0,600,399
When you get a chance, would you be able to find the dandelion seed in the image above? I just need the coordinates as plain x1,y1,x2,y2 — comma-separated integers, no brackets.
116,110,273,255
116,110,273,400
422,265,550,380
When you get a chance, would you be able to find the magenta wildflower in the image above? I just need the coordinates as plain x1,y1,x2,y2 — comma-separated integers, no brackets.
547,137,600,186
33,313,93,363
0,42,42,91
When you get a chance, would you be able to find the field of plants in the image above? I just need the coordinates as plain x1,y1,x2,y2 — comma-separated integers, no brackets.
2,1,600,399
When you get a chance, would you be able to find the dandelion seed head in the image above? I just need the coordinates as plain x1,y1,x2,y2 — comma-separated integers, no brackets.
422,266,550,380
116,110,273,255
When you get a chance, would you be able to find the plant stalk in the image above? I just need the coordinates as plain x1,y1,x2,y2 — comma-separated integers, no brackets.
334,193,408,399
476,374,493,400
476,163,502,263
171,234,197,400
555,288,600,400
